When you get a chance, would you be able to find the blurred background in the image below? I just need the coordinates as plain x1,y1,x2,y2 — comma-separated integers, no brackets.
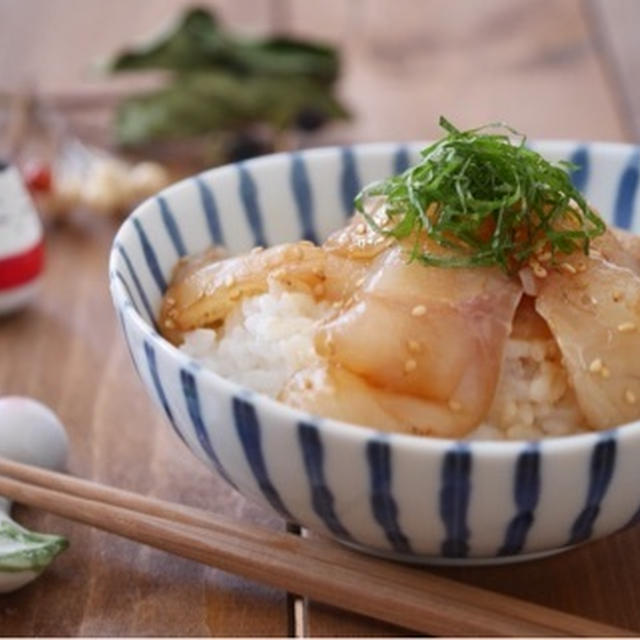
0,0,638,224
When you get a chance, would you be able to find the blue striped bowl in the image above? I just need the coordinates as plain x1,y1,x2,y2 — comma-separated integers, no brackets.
109,141,640,565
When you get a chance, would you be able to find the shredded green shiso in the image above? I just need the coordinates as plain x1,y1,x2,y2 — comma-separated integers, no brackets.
355,117,605,272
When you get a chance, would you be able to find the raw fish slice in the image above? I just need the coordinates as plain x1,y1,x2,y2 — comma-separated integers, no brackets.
609,227,640,272
536,253,640,430
161,210,391,344
280,364,483,437
160,242,327,342
280,365,405,433
323,204,395,261
509,295,554,341
315,245,522,436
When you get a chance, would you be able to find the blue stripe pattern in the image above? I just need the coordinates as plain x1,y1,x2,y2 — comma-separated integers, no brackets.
393,145,411,174
568,435,617,545
569,146,589,192
290,153,318,243
113,270,139,316
440,445,472,558
498,443,541,556
158,196,186,257
180,369,237,488
233,396,292,518
297,422,351,539
366,439,412,554
340,147,360,218
132,218,167,293
116,244,157,328
195,176,225,245
614,150,639,230
144,341,186,444
117,305,140,377
237,163,268,247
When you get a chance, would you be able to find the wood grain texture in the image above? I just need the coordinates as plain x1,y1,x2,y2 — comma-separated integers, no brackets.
0,0,639,636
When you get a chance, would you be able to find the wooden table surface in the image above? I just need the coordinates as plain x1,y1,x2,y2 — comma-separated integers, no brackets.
1,0,640,636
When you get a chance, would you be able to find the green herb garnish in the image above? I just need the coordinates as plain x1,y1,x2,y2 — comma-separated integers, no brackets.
355,117,605,272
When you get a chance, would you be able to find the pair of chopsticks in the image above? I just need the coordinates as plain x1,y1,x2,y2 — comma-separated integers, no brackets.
0,457,631,637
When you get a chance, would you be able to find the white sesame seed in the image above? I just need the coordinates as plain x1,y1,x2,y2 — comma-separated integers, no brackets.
625,389,637,405
404,359,417,373
612,290,624,302
411,304,427,317
537,251,552,262
448,399,462,412
223,275,235,288
576,262,587,272
532,263,548,278
589,358,603,373
407,339,421,353
355,223,366,234
313,283,325,296
229,289,241,300
355,277,365,288
601,366,611,379
164,318,175,329
617,322,636,333
165,296,176,306
560,262,577,275
250,245,264,254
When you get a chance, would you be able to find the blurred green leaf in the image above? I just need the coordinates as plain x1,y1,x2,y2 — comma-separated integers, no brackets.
115,72,350,147
107,7,340,83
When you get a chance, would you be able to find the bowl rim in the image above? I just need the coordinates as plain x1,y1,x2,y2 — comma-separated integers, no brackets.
109,139,640,454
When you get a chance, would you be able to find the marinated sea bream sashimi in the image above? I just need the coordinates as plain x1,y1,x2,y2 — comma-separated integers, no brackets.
536,235,640,430
159,119,640,439
313,246,522,436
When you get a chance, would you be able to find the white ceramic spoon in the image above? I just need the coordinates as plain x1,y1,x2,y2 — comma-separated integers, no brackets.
0,396,69,593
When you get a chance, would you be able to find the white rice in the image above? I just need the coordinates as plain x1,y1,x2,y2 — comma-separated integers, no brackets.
180,283,327,397
469,337,587,440
181,286,587,440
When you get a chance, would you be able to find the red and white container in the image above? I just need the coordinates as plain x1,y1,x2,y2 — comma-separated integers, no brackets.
0,162,44,314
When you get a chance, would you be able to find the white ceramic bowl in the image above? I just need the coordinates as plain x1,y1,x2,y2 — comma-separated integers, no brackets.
109,141,640,565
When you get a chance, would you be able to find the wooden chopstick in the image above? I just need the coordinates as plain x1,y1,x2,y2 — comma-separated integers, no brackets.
0,457,631,637
285,521,309,638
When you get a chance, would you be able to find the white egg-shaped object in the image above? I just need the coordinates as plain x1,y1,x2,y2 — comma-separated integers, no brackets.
0,396,69,593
